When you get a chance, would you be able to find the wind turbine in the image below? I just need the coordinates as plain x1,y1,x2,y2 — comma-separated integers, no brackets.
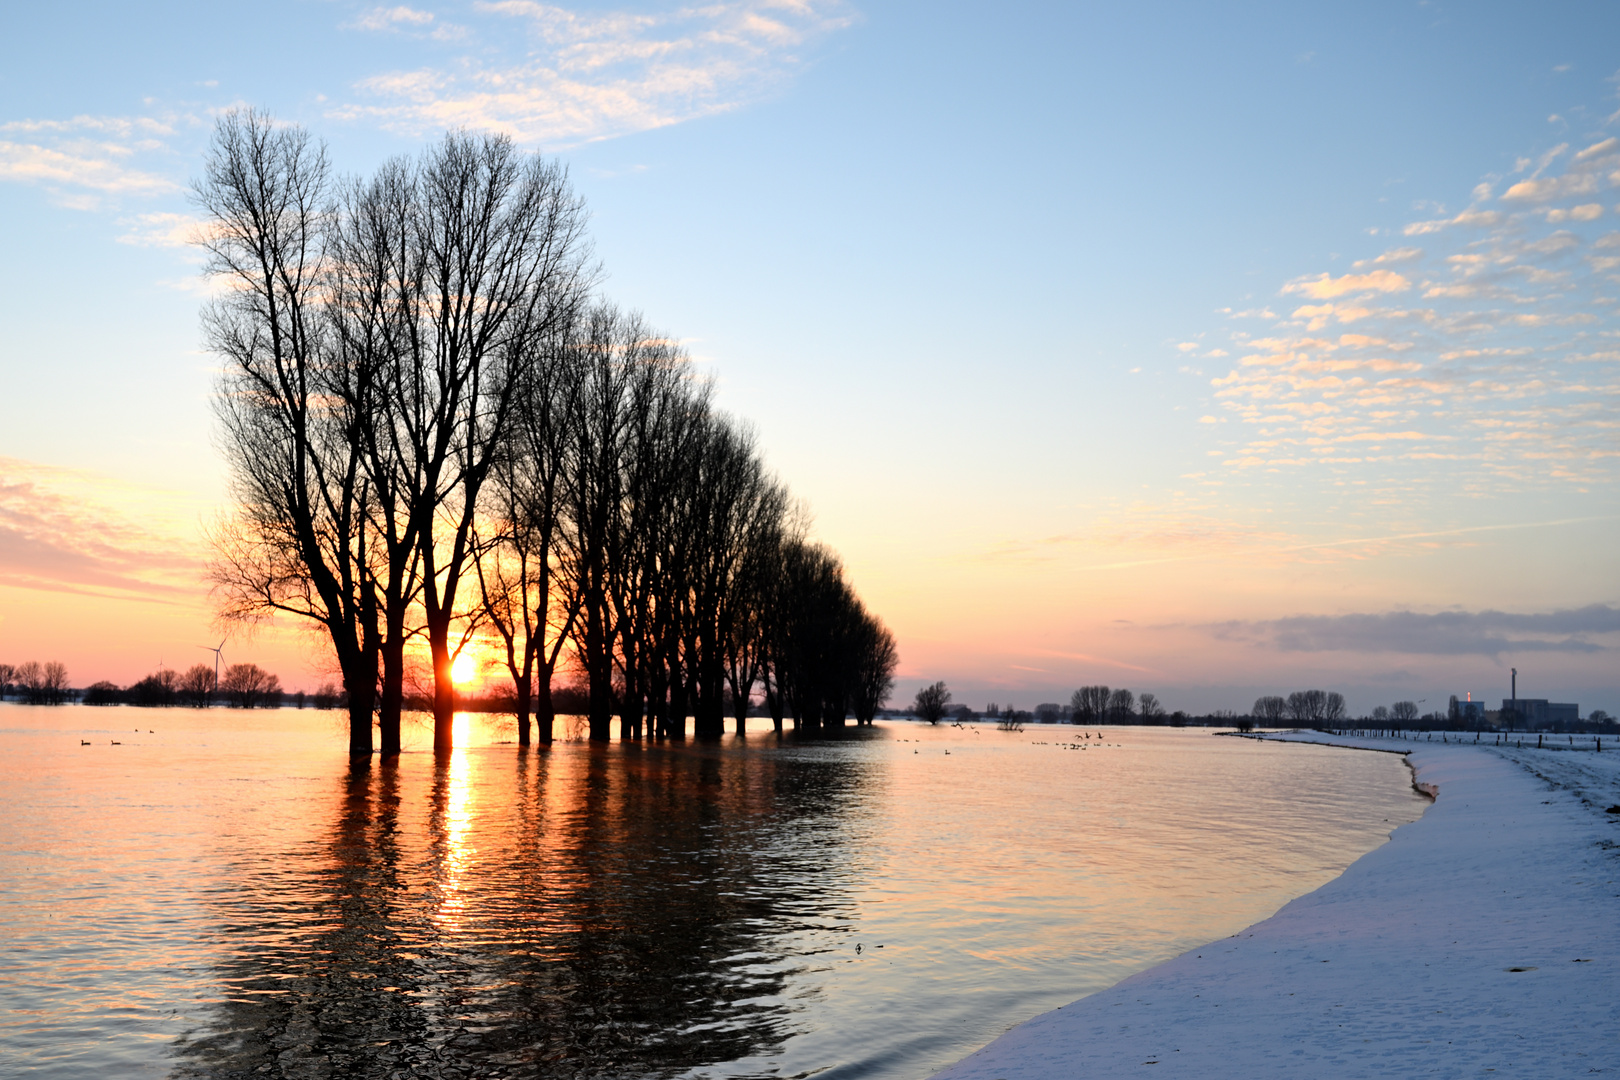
199,640,225,691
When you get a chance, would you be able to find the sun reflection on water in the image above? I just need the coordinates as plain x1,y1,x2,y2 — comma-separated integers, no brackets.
434,720,476,929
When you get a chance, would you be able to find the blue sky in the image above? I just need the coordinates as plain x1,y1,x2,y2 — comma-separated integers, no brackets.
2,1,1617,714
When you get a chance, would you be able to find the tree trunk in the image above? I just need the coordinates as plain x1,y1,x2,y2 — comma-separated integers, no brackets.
379,615,405,756
345,666,375,755
767,670,785,733
430,623,455,753
587,653,614,742
514,677,532,747
667,670,688,739
534,678,555,745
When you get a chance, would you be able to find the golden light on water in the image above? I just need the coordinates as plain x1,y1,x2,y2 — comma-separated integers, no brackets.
435,741,474,928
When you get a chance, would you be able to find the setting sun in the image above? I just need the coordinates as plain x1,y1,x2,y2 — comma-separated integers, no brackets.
451,653,477,686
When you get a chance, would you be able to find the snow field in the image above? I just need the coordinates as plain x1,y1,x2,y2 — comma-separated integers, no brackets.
930,733,1620,1079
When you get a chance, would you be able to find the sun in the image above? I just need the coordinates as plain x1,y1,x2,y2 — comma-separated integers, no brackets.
451,652,477,686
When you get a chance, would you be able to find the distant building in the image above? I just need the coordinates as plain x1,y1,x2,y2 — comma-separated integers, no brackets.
1449,695,1491,725
1499,698,1579,728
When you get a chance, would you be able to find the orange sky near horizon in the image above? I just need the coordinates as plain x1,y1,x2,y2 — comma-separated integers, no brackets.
1,451,1613,715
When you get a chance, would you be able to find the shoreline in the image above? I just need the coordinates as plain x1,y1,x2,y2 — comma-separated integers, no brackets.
930,732,1620,1078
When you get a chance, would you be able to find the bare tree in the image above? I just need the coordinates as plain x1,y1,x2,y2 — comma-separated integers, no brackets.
13,662,39,700
197,109,378,755
179,664,216,707
360,131,593,753
1285,689,1327,724
1252,695,1288,725
17,661,71,705
1323,691,1347,724
1108,687,1135,722
852,615,898,726
220,663,282,708
1071,685,1110,724
1391,700,1420,723
913,681,951,725
1138,692,1164,724
563,305,656,740
42,662,69,703
82,681,122,706
0,663,14,698
767,539,870,732
129,668,180,707
475,320,586,746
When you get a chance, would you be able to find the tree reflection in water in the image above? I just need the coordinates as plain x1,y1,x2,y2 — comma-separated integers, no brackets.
172,732,876,1079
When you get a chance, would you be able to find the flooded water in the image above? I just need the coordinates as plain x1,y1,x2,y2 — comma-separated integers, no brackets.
0,705,1427,1079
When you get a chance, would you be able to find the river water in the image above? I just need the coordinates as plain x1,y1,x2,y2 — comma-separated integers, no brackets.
0,704,1427,1079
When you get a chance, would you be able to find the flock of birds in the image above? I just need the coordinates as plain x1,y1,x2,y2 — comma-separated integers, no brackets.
80,728,154,746
893,730,1118,754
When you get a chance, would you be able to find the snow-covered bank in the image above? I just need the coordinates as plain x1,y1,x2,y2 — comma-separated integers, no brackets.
931,734,1620,1078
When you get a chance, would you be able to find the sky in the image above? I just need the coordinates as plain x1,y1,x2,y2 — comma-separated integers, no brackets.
1,0,1617,716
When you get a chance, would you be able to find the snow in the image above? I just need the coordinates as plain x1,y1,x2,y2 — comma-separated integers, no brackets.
930,732,1620,1078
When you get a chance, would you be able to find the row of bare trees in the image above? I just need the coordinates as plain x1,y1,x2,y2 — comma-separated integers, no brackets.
474,304,896,744
0,662,71,705
1251,690,1349,726
84,663,286,708
200,110,896,755
1070,686,1163,724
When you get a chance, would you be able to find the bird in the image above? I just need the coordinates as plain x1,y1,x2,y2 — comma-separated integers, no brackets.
110,740,121,745
79,740,90,746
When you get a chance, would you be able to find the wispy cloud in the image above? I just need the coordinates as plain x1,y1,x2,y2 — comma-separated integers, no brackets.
346,4,468,40
0,114,187,208
1205,605,1620,656
1281,268,1411,299
352,5,437,30
1199,129,1620,497
332,0,857,145
115,211,209,248
0,457,205,602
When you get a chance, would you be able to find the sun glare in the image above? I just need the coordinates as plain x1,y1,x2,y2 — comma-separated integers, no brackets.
451,652,477,686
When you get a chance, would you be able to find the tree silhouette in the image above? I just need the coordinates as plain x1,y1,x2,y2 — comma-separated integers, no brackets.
221,663,282,709
913,681,951,725
180,664,217,708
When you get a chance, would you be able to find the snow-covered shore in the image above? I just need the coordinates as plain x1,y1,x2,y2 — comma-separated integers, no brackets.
931,733,1620,1078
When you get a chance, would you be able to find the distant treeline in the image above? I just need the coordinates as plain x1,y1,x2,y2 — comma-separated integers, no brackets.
0,660,331,709
79,663,321,709
0,662,71,705
897,683,1617,735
